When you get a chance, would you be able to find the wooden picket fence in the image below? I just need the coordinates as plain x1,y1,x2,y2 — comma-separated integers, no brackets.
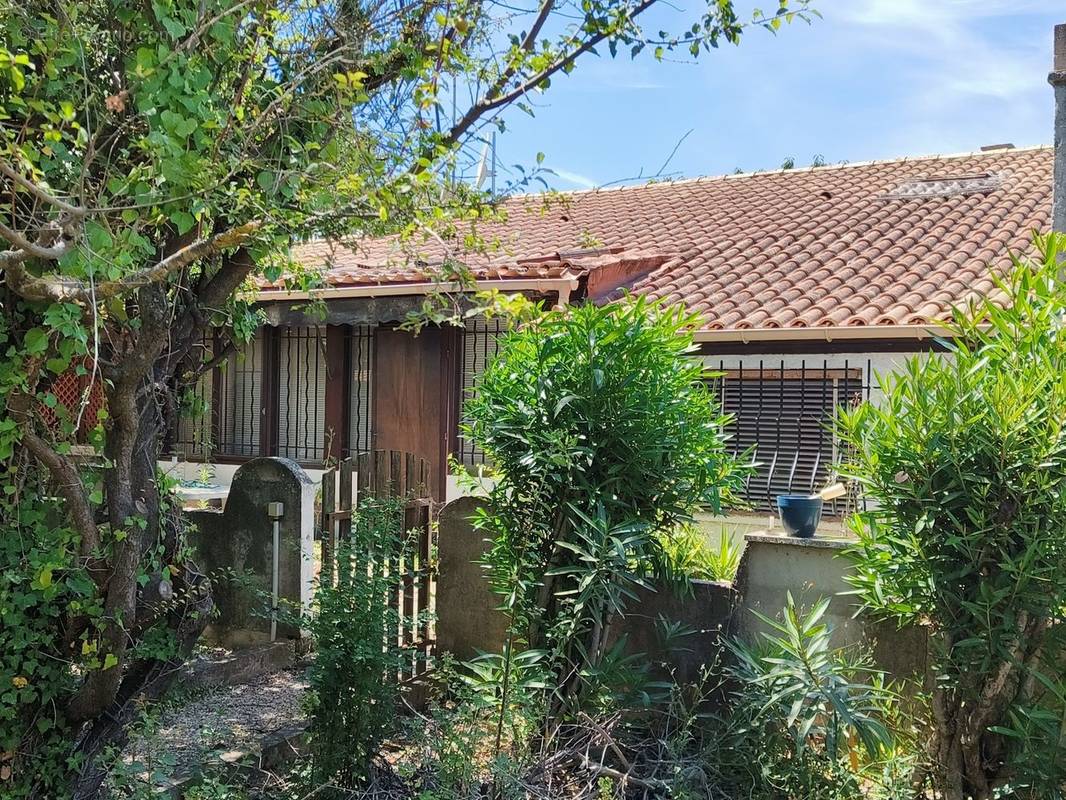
320,450,436,684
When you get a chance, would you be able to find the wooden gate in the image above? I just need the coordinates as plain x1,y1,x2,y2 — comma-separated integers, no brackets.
320,450,436,683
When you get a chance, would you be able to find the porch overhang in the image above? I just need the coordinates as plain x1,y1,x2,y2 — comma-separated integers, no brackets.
690,323,951,344
256,275,580,326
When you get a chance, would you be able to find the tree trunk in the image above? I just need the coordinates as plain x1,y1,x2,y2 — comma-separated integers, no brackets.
60,291,217,797
924,617,1052,800
67,548,214,799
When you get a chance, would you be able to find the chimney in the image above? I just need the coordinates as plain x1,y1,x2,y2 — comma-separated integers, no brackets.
1052,23,1066,233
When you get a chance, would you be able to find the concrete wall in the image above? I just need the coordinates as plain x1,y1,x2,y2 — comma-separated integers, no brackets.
617,580,738,689
734,533,862,645
434,497,739,681
435,498,928,684
733,532,928,681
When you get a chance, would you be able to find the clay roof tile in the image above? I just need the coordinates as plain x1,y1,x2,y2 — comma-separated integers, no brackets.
273,147,1052,332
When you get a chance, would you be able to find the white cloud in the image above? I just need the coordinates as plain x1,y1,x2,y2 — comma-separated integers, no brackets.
840,0,1053,101
841,0,1049,31
827,0,1058,149
548,167,599,189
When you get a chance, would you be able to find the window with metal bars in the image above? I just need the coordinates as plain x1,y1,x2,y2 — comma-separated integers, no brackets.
171,334,213,461
457,316,509,466
277,326,327,463
707,360,871,515
215,332,264,458
347,325,375,457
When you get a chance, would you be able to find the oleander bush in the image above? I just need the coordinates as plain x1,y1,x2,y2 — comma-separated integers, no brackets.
712,595,897,800
839,232,1066,800
464,298,747,759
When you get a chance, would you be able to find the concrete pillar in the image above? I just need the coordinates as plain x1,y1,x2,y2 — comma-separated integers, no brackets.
1052,23,1066,234
435,496,508,660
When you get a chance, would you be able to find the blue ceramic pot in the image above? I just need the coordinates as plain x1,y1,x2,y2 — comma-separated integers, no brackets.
777,495,823,538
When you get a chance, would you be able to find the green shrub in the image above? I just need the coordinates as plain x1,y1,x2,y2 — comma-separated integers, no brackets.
839,233,1066,799
305,496,409,792
0,496,95,796
400,658,539,799
706,595,895,800
464,298,745,726
659,525,742,583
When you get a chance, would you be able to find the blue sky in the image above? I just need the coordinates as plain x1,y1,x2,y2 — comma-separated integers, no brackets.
489,1,1064,190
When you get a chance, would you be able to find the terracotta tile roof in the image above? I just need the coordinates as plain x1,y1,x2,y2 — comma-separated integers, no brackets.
277,146,1053,334
276,241,669,285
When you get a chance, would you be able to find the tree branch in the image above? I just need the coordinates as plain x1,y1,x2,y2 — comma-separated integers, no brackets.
0,160,86,216
437,0,655,152
5,221,260,304
20,428,102,560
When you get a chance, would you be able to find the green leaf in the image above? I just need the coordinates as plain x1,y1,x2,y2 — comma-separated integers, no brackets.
24,327,48,355
170,210,196,235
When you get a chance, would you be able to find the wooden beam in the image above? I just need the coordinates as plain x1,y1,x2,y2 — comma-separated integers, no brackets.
696,338,947,356
439,325,460,496
210,329,223,456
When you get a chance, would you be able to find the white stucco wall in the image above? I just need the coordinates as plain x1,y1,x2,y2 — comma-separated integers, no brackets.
698,349,934,405
159,458,327,491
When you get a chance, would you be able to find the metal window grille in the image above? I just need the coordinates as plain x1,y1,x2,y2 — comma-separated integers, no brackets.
171,334,214,461
215,332,264,458
347,325,375,457
277,326,328,463
457,316,509,466
708,359,872,516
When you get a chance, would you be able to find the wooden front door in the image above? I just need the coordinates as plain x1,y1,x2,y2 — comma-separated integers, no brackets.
372,326,457,499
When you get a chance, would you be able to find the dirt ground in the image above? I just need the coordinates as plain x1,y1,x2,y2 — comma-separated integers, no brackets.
119,667,310,786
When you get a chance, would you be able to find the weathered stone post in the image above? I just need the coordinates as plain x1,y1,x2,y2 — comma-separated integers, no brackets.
186,457,316,646
435,496,508,660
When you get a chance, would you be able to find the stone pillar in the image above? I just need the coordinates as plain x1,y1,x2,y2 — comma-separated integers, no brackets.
187,457,316,646
435,496,508,660
1051,23,1066,234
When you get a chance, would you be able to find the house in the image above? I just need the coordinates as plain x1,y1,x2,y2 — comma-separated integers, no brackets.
166,144,1055,523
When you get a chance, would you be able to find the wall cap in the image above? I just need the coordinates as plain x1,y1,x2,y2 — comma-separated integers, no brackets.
744,531,853,550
